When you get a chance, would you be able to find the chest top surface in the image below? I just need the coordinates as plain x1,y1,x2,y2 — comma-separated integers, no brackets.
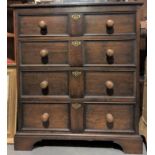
11,0,143,8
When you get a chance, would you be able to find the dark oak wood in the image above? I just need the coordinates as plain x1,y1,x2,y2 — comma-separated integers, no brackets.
71,101,84,132
14,133,143,154
69,13,84,36
85,103,134,132
85,13,136,35
13,1,143,154
84,40,136,65
19,39,137,66
69,40,83,66
22,103,69,130
20,41,68,65
85,71,135,97
21,71,69,96
19,15,68,36
69,71,84,98
18,11,136,36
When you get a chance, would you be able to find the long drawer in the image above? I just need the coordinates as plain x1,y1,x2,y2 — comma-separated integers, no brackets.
20,70,136,98
21,102,135,133
17,9,136,36
19,39,136,66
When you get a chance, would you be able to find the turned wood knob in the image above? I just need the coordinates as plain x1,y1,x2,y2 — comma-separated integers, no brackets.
40,49,48,57
106,49,114,57
41,113,49,122
40,81,48,89
106,19,114,28
38,20,47,29
106,113,114,123
105,80,114,89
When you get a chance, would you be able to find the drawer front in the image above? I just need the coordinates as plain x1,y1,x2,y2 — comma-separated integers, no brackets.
21,71,69,96
85,71,135,97
84,40,136,65
20,71,135,97
85,13,136,35
22,103,69,130
85,103,134,132
20,41,68,65
19,15,68,36
20,40,135,66
18,13,135,36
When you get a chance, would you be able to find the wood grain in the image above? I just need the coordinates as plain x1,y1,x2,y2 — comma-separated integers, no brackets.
13,2,143,153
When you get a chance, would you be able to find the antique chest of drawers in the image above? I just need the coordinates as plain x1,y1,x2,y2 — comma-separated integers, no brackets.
13,0,143,154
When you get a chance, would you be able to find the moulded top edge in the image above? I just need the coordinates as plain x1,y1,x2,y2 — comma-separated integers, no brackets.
10,1,143,8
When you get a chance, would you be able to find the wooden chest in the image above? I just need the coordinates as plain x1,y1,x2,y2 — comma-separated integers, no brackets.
13,1,143,154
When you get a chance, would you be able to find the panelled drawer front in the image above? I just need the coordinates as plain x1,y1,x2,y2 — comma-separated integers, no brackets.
21,71,135,97
85,103,134,132
18,12,135,36
85,13,136,35
20,40,135,66
22,102,135,133
20,41,68,65
22,103,69,130
19,15,68,36
85,71,135,97
84,40,136,65
21,71,69,96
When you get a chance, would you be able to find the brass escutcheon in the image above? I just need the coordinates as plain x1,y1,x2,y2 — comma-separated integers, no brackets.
71,14,81,20
71,41,81,47
72,103,81,110
72,71,82,78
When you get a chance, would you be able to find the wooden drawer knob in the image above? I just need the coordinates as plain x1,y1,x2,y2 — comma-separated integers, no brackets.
106,49,114,57
106,19,114,28
106,113,114,123
38,20,47,29
105,80,114,89
40,81,48,89
40,49,48,57
41,113,49,122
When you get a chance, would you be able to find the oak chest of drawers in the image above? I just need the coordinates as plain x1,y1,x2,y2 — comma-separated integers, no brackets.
13,1,143,154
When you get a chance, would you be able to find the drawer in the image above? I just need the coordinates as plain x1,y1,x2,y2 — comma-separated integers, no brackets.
21,71,69,96
22,103,69,131
21,70,135,98
84,40,136,65
84,13,136,35
85,103,134,132
19,15,68,36
18,13,135,36
20,41,68,65
85,71,135,97
20,40,135,66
